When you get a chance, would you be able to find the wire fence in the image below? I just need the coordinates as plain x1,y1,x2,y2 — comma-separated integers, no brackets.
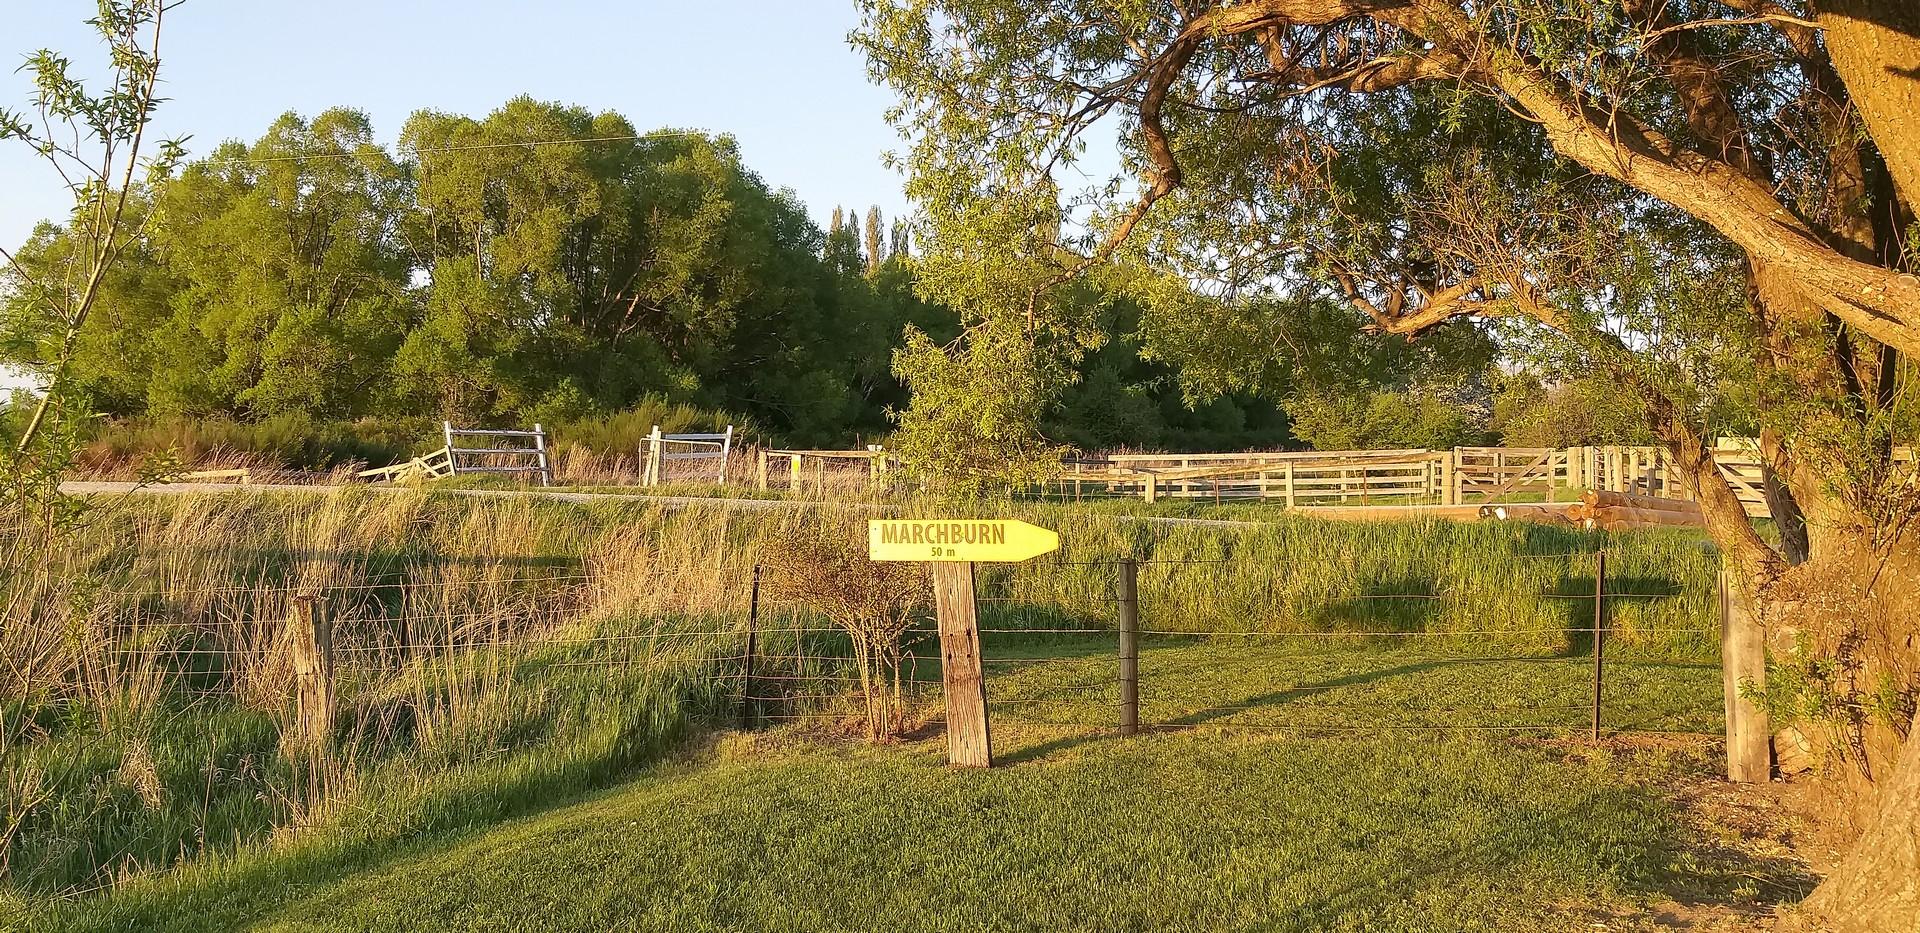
58,548,1723,743
731,552,1720,740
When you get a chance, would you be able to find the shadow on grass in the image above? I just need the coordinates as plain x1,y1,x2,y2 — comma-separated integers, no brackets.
998,656,1476,764
1160,657,1469,728
1285,784,1816,927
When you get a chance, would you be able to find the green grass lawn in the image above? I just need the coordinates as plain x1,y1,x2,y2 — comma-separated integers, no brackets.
38,640,1806,933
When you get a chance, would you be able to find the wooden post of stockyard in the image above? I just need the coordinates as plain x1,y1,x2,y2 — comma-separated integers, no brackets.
288,591,334,755
1720,567,1770,782
788,454,802,491
530,423,550,487
1283,461,1296,508
756,449,769,490
442,420,458,474
931,562,992,767
741,565,761,730
643,425,663,487
1591,550,1607,741
1118,557,1139,736
1441,449,1458,505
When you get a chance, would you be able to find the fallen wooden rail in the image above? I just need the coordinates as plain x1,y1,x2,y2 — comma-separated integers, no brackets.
356,447,452,484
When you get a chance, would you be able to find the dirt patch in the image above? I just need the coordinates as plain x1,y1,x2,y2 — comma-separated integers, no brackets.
1530,734,1828,929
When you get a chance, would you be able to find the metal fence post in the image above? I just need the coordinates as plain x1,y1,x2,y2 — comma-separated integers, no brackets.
1118,557,1139,736
742,565,761,730
1591,550,1607,741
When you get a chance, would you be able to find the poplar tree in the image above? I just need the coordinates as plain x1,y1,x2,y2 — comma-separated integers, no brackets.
864,205,885,273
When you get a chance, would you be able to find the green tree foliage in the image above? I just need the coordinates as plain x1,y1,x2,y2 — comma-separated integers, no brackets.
888,325,1068,495
2,99,937,449
854,2,1920,917
1491,374,1658,448
1287,389,1484,451
864,205,885,274
7,92,1500,462
145,109,411,419
0,0,184,543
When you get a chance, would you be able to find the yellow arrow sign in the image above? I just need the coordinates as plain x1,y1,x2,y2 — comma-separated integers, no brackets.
868,519,1059,563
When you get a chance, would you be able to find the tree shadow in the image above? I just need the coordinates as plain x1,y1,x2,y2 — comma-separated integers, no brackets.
1302,575,1448,634
1278,784,1816,928
996,656,1492,765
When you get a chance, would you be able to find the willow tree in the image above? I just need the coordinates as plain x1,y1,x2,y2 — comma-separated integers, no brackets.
858,2,1920,927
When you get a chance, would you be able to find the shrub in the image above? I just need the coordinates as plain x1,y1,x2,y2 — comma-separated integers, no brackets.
765,525,929,740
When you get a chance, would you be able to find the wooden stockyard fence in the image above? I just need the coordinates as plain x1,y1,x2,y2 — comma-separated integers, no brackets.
755,446,891,495
641,425,734,486
358,422,552,486
1042,441,1917,518
347,432,1910,520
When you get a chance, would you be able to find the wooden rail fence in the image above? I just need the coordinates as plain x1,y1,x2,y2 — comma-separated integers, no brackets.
1042,441,1916,517
356,422,551,486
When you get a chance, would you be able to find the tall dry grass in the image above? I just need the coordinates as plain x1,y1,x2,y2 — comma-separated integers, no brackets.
0,491,824,900
0,489,1720,908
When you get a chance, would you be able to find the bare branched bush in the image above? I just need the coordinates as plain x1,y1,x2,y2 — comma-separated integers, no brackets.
765,527,928,741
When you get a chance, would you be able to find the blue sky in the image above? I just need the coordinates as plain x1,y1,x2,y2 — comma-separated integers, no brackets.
0,0,914,250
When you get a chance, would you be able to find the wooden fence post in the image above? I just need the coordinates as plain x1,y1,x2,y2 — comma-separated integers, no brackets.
531,423,551,487
789,454,802,491
741,565,761,730
643,425,663,487
288,592,334,756
1441,449,1458,505
1592,550,1607,741
1283,461,1296,508
1143,473,1158,504
1720,567,1771,782
1118,558,1139,736
756,449,769,491
932,562,992,767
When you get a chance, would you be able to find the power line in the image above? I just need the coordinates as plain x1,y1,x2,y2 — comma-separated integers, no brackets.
192,129,722,168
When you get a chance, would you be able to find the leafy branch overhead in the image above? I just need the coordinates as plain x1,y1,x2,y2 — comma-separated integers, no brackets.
857,1,1920,925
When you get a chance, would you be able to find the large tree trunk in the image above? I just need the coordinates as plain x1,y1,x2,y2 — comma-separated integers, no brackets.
1660,403,1920,930
1767,535,1920,931
1822,0,1920,209
1795,709,1920,931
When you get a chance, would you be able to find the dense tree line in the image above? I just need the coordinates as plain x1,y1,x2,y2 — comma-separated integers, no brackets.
2,99,944,448
3,96,1584,457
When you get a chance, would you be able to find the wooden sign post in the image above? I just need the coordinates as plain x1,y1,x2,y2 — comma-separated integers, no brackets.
930,562,991,767
870,519,1060,768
